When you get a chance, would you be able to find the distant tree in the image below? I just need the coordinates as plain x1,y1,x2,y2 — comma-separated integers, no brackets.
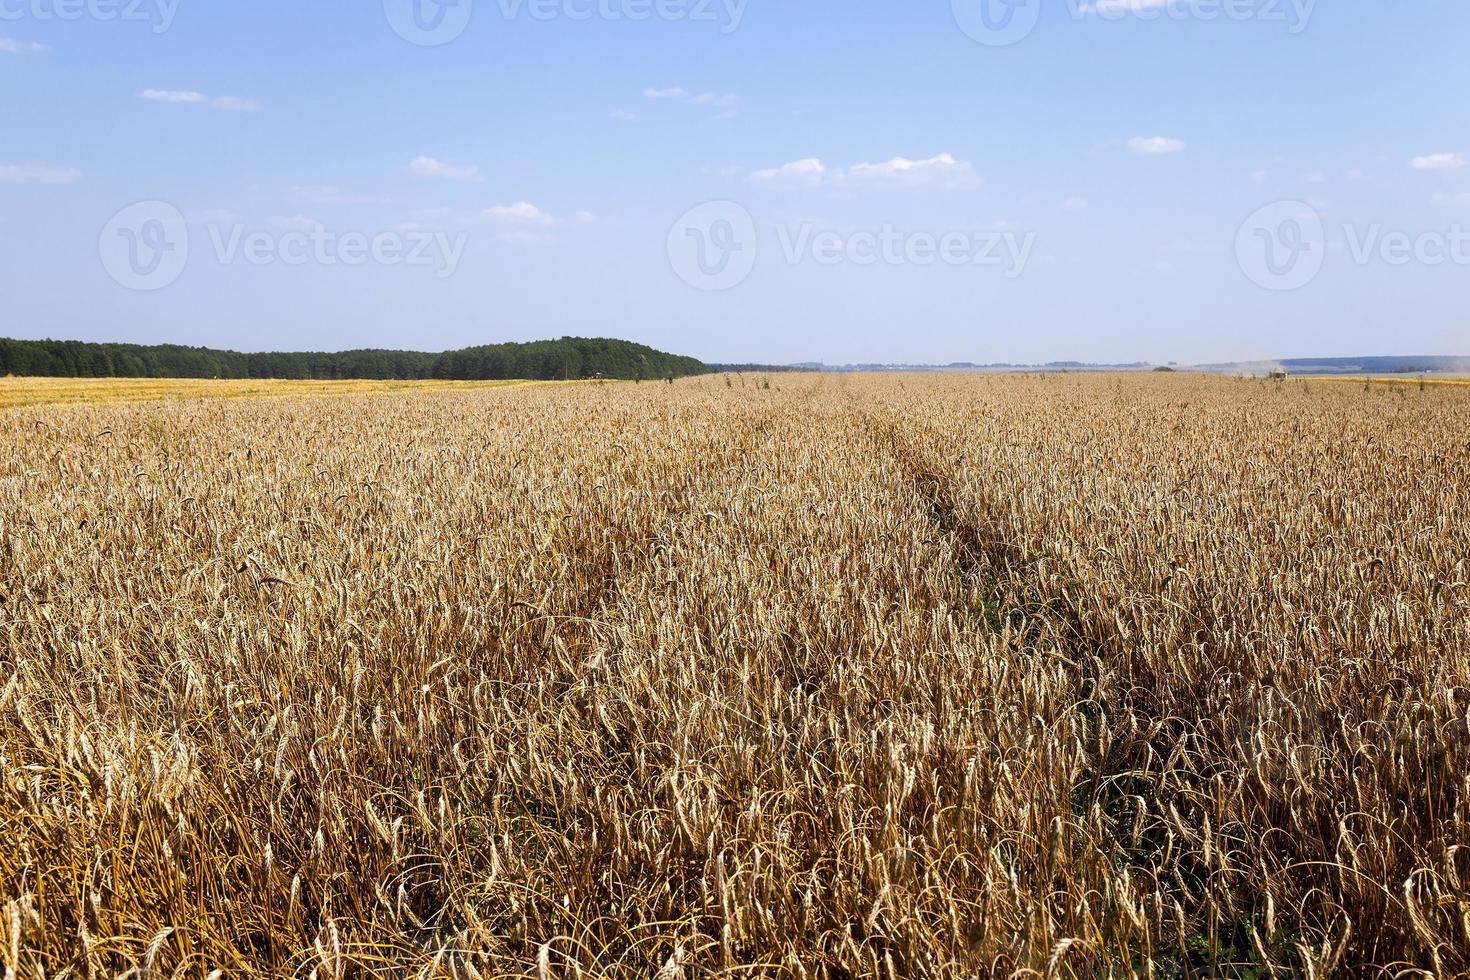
0,336,711,382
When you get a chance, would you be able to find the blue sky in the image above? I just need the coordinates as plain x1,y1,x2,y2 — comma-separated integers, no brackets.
2,1,1468,364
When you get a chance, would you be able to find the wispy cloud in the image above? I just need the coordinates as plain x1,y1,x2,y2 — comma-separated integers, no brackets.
140,89,208,105
0,162,80,184
844,153,979,189
291,186,398,206
1432,191,1470,207
408,156,483,182
1128,136,1186,156
690,92,738,108
1410,152,1465,171
0,37,47,54
139,89,262,112
486,202,555,225
271,215,322,232
610,109,638,121
497,230,550,245
750,153,979,190
210,96,263,112
1063,196,1089,210
391,207,459,232
750,157,827,187
644,86,738,113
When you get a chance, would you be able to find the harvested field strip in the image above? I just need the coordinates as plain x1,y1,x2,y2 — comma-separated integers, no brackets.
0,376,566,410
1304,375,1470,388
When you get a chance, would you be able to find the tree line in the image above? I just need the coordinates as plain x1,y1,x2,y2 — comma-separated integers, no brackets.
0,337,711,382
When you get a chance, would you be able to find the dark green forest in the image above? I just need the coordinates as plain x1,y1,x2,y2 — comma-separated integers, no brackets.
0,337,711,382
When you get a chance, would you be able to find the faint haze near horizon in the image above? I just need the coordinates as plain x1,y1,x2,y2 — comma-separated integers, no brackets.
1,3,1468,365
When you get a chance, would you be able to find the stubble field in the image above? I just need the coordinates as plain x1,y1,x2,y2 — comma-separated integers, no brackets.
1,373,1466,977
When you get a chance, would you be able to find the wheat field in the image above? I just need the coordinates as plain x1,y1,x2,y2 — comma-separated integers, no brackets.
0,378,551,411
0,373,1466,978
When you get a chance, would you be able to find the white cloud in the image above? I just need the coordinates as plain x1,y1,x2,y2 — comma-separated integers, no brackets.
575,211,597,224
497,230,550,245
0,37,47,53
843,153,980,190
139,89,261,111
750,157,828,186
1249,169,1269,182
140,89,208,105
749,153,979,191
1410,152,1465,171
409,156,483,182
1432,191,1470,207
0,162,80,184
1128,136,1186,156
211,95,262,113
610,109,638,121
644,87,737,115
291,186,396,206
391,207,458,232
271,215,322,231
486,201,555,225
1303,171,1326,184
1063,196,1089,210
